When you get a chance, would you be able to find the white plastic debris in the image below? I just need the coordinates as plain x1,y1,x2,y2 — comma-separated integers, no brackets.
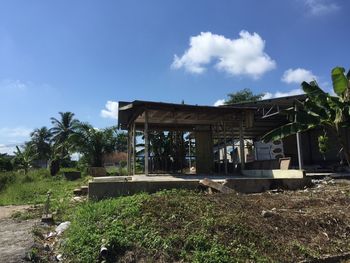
56,254,63,261
55,221,71,235
46,231,56,239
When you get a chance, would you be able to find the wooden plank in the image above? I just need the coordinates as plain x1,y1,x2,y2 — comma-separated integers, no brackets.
199,178,235,194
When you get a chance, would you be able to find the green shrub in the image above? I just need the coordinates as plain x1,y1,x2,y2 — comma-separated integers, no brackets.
0,171,16,191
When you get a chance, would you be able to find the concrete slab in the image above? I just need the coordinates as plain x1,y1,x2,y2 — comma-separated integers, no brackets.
241,169,305,178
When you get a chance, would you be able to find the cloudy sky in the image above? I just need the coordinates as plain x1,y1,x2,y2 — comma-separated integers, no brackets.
0,0,349,154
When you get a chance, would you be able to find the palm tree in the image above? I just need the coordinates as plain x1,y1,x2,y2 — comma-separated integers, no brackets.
29,126,52,161
71,123,118,167
50,112,80,163
262,67,350,166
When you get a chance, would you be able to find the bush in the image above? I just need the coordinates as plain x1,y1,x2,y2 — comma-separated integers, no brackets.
0,154,13,172
0,171,16,191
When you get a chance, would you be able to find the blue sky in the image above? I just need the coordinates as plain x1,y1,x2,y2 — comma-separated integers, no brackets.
0,0,349,153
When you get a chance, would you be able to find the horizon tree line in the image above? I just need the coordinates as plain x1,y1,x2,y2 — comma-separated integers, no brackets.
1,112,127,175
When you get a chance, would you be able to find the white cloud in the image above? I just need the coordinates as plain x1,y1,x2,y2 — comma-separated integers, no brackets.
213,99,226,106
0,144,19,155
262,88,304,100
304,0,339,15
0,127,32,138
101,101,118,120
0,127,31,154
172,31,276,79
0,79,28,92
281,68,316,84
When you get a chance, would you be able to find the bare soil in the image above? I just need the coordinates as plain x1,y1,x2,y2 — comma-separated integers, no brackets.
0,205,37,263
134,179,350,262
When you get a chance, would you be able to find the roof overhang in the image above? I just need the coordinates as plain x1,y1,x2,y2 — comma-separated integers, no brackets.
118,100,256,131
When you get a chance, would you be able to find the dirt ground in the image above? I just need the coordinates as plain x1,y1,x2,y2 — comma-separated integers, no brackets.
0,205,37,263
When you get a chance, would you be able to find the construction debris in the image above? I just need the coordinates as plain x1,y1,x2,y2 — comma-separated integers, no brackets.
199,178,235,194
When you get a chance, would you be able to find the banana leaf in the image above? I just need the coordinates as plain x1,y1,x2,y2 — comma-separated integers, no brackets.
303,99,329,120
332,67,348,96
301,81,328,106
261,122,312,143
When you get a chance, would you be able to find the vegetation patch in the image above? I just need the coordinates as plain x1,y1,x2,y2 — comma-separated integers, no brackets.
0,169,87,221
62,184,350,262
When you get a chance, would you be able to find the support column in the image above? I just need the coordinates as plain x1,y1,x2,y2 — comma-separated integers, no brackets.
127,126,131,175
239,114,245,170
132,123,136,175
232,122,235,174
295,104,303,170
144,110,149,175
188,137,192,169
223,122,228,175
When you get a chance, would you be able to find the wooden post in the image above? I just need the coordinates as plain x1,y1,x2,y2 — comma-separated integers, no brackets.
188,137,192,169
295,104,303,170
132,123,136,175
239,114,245,170
232,121,235,174
144,110,149,176
127,126,131,175
223,122,228,175
217,124,221,174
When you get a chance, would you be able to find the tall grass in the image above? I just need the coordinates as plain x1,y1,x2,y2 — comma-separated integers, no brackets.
0,169,87,218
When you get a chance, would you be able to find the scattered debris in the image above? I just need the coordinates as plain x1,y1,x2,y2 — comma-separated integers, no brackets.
261,210,277,218
199,178,235,194
71,196,86,203
55,253,63,261
100,238,108,259
55,221,71,236
45,231,56,239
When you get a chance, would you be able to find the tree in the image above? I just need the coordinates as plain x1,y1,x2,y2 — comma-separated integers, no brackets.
0,153,13,172
50,112,80,165
116,132,127,152
262,67,350,166
12,145,38,174
29,126,52,161
71,123,118,167
224,88,264,105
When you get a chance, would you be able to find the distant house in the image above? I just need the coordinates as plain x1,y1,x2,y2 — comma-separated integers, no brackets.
103,152,127,167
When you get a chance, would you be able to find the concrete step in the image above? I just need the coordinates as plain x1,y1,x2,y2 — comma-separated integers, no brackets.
80,186,88,195
73,188,83,196
73,186,89,196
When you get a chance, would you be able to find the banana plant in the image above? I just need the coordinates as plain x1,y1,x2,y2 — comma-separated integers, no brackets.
12,145,38,174
262,67,350,166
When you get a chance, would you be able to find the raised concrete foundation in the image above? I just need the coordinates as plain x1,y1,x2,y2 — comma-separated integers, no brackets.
89,180,200,200
241,169,305,178
88,174,311,200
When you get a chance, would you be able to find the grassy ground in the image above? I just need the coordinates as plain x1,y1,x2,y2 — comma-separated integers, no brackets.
0,169,87,221
62,182,350,263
